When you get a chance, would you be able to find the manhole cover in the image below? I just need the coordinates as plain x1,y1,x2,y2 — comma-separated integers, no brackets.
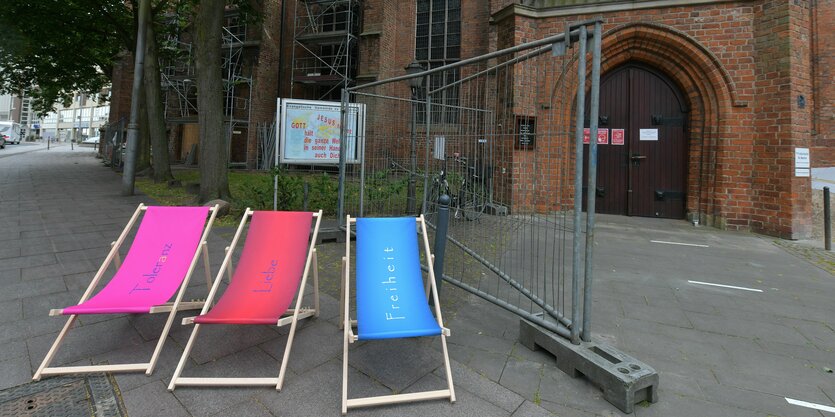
0,374,126,417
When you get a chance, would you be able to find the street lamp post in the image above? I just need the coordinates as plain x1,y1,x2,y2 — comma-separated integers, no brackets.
404,60,424,215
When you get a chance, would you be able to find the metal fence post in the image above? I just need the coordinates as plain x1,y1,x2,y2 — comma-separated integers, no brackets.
570,25,588,346
582,21,603,343
825,186,831,251
432,194,451,298
337,89,349,226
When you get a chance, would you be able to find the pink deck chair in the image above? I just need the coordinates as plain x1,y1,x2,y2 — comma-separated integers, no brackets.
168,209,322,391
33,204,219,380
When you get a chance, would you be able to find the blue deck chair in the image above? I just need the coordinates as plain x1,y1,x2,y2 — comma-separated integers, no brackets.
341,215,455,414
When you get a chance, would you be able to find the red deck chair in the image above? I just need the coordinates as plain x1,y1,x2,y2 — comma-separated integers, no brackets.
168,209,322,391
33,204,219,380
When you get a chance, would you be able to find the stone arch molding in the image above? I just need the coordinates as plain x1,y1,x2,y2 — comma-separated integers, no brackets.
599,22,740,115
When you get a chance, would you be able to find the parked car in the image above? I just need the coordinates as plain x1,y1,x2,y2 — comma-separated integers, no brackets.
82,136,100,145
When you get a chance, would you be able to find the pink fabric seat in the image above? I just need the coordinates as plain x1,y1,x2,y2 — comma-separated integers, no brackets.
194,211,313,325
34,204,218,381
62,206,210,315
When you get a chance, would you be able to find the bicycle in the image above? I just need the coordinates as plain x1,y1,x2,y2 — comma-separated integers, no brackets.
425,153,489,226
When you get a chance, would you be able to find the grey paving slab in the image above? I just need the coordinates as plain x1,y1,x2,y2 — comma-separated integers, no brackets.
395,373,511,417
633,392,760,417
168,322,281,365
123,380,190,417
0,275,66,302
712,364,834,403
0,268,21,285
0,253,58,272
209,398,276,417
173,347,285,416
438,361,525,413
0,247,21,260
0,356,34,391
537,400,596,417
0,299,22,324
257,318,342,376
256,360,388,416
26,316,145,369
447,342,508,382
697,382,825,417
0,340,28,363
98,338,184,392
510,401,558,417
350,337,443,391
497,357,540,400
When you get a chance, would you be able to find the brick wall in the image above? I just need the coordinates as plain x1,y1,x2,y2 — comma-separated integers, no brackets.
812,0,834,167
108,52,134,125
490,0,822,238
247,0,285,168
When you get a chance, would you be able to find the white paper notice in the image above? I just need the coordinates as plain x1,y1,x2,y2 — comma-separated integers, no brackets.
795,147,810,169
639,129,659,141
796,168,810,177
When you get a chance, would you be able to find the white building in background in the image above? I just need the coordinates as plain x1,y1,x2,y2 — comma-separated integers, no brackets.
39,92,110,141
0,93,38,138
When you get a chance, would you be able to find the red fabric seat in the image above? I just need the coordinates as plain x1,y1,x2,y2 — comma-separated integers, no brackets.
194,211,313,325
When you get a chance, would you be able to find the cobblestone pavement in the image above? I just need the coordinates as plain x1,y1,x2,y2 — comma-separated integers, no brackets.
1,147,833,417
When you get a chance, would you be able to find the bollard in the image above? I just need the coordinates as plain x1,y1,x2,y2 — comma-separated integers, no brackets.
432,194,451,298
825,186,831,251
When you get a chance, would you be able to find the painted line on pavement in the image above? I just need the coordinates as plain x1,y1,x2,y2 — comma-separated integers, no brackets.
687,280,763,293
650,240,709,248
785,397,835,413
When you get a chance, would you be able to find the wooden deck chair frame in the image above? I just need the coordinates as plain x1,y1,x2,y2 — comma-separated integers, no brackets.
341,214,455,414
168,209,322,391
33,203,219,380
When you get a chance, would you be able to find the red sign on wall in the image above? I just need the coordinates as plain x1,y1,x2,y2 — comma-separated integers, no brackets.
597,128,609,145
583,128,590,144
611,129,625,145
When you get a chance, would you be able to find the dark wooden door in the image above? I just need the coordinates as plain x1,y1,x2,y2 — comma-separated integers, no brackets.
584,64,688,219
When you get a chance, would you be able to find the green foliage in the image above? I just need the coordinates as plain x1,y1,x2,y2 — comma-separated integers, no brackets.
307,173,339,216
0,0,132,115
365,169,408,213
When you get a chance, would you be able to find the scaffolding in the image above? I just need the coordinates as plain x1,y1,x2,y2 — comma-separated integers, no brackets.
160,11,254,166
291,0,361,100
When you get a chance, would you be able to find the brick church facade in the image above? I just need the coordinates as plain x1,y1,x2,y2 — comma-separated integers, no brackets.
111,0,833,239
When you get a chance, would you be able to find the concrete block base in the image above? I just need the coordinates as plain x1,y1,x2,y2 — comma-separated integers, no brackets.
519,319,659,414
316,227,344,244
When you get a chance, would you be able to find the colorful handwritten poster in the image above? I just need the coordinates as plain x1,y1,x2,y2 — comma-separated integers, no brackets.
278,99,365,164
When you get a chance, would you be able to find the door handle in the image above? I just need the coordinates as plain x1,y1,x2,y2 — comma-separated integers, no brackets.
630,154,646,166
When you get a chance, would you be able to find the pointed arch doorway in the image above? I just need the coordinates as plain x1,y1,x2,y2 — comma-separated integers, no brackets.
584,63,689,219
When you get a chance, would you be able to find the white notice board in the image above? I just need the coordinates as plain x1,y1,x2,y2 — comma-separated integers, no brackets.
277,98,365,165
795,147,810,177
639,129,658,141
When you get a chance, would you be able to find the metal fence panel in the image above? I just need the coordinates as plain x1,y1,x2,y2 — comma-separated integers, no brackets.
339,22,602,342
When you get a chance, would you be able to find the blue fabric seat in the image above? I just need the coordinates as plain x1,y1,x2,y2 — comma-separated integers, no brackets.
343,215,455,413
355,217,441,340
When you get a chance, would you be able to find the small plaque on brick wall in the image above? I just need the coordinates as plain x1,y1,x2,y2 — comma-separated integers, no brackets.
516,116,536,150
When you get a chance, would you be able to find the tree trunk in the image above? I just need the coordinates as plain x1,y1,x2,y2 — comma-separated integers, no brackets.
195,0,230,203
137,87,152,174
143,21,174,183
